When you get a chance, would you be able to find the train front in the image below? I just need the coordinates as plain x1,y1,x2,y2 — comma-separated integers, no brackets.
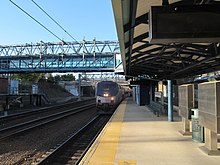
95,81,119,113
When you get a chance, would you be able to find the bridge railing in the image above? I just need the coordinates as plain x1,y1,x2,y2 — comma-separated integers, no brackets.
0,40,120,73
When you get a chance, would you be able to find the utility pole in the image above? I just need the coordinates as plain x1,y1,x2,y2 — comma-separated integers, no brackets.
78,74,81,101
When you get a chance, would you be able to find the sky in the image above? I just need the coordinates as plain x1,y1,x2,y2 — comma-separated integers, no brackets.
0,0,118,45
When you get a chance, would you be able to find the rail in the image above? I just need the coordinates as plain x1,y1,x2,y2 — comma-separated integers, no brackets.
0,102,95,141
37,115,110,165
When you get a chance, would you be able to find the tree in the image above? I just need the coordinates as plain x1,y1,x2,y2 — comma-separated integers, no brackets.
11,73,44,83
47,73,54,81
54,75,62,81
61,74,75,81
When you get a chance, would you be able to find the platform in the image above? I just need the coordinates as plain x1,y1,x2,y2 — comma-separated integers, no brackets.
80,98,220,165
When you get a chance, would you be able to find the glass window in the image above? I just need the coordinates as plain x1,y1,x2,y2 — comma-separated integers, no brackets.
97,81,119,96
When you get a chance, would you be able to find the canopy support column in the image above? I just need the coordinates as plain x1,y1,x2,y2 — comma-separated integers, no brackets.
168,80,173,121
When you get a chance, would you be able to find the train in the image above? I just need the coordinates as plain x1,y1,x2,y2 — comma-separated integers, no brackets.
95,81,125,114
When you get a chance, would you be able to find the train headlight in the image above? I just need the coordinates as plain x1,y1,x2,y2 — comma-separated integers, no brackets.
104,93,109,97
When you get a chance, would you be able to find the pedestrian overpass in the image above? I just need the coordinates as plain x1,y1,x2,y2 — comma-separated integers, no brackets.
0,40,120,73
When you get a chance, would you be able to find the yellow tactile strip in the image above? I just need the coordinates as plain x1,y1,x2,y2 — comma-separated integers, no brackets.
118,160,136,165
80,100,127,165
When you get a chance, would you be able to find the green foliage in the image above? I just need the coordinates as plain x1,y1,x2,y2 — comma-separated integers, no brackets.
48,74,75,82
47,73,55,81
60,74,75,81
11,73,75,82
54,75,62,81
11,73,44,83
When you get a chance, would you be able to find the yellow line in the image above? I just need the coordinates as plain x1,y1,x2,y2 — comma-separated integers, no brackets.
82,101,126,164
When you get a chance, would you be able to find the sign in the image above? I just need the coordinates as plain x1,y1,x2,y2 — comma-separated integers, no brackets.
155,91,162,98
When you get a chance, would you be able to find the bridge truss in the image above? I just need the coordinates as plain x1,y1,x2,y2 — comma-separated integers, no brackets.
0,40,119,73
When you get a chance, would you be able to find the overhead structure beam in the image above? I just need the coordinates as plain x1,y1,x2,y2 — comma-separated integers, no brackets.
127,0,138,74
162,0,169,5
112,0,220,80
125,32,149,48
0,40,119,73
124,13,148,33
169,53,220,77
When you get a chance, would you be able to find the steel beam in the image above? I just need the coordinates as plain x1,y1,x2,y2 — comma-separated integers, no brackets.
0,40,119,73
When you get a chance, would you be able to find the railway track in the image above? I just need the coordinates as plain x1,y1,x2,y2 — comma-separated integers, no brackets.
0,102,95,141
0,98,101,165
0,98,95,129
36,115,110,165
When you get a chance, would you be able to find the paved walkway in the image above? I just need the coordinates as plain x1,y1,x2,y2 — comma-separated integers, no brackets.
80,98,220,165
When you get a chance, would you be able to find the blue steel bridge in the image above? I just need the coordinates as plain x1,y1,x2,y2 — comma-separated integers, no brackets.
0,40,119,73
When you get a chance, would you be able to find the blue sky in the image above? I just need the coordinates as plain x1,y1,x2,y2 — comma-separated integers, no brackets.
0,0,117,45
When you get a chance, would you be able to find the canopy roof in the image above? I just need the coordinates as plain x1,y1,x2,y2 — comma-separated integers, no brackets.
112,0,220,80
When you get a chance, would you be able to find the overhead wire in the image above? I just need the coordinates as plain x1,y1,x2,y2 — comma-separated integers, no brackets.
9,0,64,42
30,0,79,43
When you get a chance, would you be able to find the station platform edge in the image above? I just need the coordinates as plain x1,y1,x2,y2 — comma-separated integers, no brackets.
80,98,220,165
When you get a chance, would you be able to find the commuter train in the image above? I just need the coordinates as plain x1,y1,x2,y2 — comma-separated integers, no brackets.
95,81,124,114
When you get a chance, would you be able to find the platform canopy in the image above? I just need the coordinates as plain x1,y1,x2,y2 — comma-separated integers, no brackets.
112,0,220,80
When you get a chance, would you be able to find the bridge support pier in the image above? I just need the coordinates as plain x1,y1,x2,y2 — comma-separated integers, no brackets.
30,94,42,106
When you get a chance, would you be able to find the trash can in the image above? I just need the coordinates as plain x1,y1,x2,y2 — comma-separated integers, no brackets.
191,109,204,142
